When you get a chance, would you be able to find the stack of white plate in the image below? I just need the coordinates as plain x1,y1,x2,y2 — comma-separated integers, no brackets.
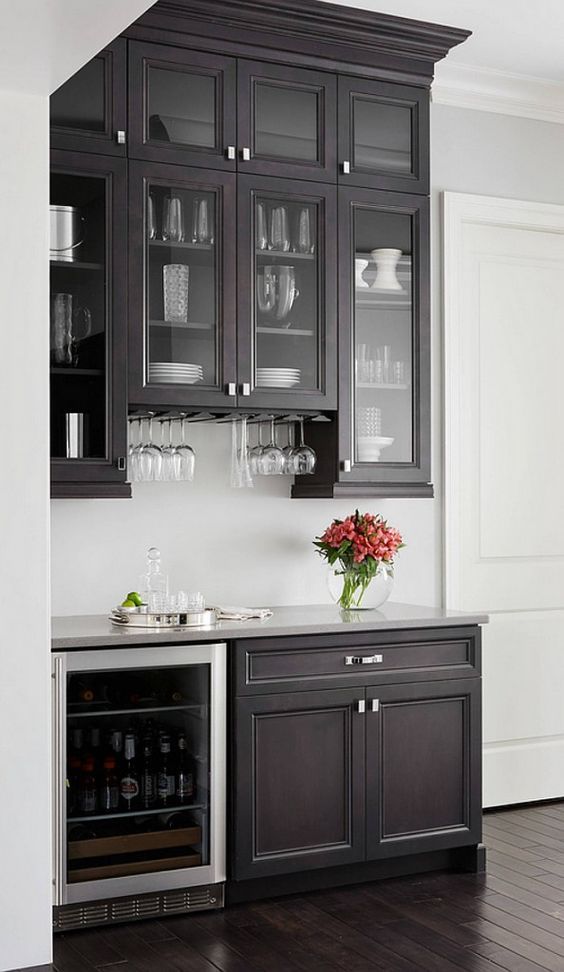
256,367,301,388
357,435,394,462
149,361,203,384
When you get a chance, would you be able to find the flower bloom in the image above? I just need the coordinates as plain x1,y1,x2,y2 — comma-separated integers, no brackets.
315,511,404,569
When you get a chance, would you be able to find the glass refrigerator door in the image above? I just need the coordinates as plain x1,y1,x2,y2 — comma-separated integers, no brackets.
53,643,225,906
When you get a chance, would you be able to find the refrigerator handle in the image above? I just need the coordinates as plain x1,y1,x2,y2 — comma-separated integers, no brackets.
52,655,65,905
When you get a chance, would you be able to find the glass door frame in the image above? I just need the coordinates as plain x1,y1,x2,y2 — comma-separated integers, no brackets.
338,186,430,486
128,160,237,409
50,39,127,157
338,76,429,194
50,150,128,491
237,173,337,410
237,59,337,183
128,40,237,170
52,642,227,906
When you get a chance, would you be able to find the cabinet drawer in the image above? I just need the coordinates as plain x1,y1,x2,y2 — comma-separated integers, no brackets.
234,628,480,695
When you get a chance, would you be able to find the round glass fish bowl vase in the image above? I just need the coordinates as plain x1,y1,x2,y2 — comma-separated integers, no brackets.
328,560,394,611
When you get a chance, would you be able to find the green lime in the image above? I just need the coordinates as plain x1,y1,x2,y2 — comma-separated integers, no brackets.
127,591,144,606
121,598,136,608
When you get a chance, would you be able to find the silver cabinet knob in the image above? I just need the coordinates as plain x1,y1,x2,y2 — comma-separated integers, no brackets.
345,655,383,666
342,160,351,174
240,382,251,396
116,130,126,145
342,459,352,473
371,699,380,713
356,699,366,714
241,147,251,161
226,145,236,160
117,456,126,472
227,382,236,396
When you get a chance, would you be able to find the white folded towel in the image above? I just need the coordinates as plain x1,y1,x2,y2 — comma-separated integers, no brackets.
217,606,273,621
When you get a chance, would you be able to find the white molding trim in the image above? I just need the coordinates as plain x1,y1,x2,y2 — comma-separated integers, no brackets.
433,61,564,126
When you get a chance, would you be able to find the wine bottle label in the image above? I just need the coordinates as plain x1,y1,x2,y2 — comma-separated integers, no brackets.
157,772,169,799
167,773,175,796
142,774,156,803
120,777,140,801
177,773,194,799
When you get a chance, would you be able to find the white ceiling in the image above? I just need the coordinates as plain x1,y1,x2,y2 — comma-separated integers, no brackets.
324,0,564,83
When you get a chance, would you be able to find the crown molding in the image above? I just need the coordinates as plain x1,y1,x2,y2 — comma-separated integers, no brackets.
432,62,564,126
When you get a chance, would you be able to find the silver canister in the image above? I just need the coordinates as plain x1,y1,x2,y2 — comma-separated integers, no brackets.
50,205,83,262
65,413,84,459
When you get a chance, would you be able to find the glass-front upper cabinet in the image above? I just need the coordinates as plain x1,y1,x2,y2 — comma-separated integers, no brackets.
338,77,429,194
128,161,237,408
237,61,336,182
237,175,337,410
338,188,430,489
129,42,237,170
50,40,127,156
50,152,128,497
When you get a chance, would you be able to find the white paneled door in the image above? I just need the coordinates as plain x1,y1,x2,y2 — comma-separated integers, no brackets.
444,192,564,807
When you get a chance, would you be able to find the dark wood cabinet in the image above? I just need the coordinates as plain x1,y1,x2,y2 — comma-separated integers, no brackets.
233,687,365,879
237,60,337,182
128,41,237,170
50,39,127,157
230,627,482,888
338,76,429,194
50,151,129,498
365,678,481,860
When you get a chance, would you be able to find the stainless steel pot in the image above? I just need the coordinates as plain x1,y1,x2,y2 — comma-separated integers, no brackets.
50,205,83,262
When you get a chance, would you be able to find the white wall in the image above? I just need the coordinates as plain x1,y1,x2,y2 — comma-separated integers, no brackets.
51,104,564,618
0,91,51,972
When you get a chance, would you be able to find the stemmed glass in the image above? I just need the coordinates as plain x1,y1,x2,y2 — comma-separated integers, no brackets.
248,420,266,475
160,419,179,481
176,415,195,481
282,422,298,475
293,416,317,474
140,414,162,481
239,415,254,487
257,418,285,475
128,418,143,482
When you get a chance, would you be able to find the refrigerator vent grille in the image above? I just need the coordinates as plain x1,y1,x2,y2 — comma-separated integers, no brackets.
53,885,223,931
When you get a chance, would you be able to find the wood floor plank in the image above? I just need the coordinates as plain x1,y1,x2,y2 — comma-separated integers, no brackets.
162,914,269,972
465,917,564,972
470,939,551,972
53,939,100,972
58,930,127,968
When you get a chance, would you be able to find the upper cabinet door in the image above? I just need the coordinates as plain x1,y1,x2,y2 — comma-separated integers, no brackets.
338,77,429,194
50,39,127,156
128,41,237,170
237,60,337,182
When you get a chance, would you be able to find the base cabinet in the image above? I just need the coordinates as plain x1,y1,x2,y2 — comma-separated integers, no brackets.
231,631,482,886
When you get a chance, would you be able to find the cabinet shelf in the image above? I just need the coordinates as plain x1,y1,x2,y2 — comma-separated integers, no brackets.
257,326,314,336
149,319,213,331
355,291,411,309
256,249,315,261
149,239,213,252
50,259,104,271
67,800,207,824
357,382,410,391
51,367,104,377
67,701,203,719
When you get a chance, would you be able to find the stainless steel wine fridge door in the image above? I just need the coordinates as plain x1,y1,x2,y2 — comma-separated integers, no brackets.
52,642,226,909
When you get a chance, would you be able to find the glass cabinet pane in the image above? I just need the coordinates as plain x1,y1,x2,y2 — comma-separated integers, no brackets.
352,206,414,464
50,173,108,461
254,83,319,162
252,192,320,392
145,181,219,387
50,58,106,133
147,67,216,150
353,97,412,174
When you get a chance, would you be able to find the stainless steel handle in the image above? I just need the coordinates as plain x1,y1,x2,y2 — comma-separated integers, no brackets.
342,160,350,174
227,382,236,396
345,654,383,666
371,698,380,713
116,130,126,145
356,699,366,714
117,456,126,472
52,656,65,904
241,147,251,161
240,382,251,396
342,459,352,473
226,145,236,160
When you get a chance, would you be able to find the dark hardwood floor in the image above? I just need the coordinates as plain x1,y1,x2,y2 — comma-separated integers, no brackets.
41,803,564,972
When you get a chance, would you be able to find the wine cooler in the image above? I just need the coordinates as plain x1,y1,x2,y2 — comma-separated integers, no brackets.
52,642,226,930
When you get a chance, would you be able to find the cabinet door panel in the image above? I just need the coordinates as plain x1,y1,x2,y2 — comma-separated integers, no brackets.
50,40,127,156
128,161,237,408
233,689,365,879
129,41,237,170
50,151,128,494
238,60,336,182
338,77,428,193
366,679,481,859
338,187,430,487
237,174,337,410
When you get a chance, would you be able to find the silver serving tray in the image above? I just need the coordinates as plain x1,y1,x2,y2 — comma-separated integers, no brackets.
109,607,218,628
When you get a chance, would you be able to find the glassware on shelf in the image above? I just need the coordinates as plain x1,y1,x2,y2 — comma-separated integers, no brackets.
357,406,382,437
276,266,300,320
143,546,169,606
355,258,369,289
163,264,190,322
50,292,92,367
295,207,314,254
162,196,185,243
191,198,212,244
148,195,157,240
256,266,277,314
370,248,404,292
392,360,406,384
256,265,299,321
269,205,290,252
256,202,268,251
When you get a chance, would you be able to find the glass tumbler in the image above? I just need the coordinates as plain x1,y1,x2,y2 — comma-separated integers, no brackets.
163,264,190,322
162,196,185,242
269,206,290,252
192,198,212,244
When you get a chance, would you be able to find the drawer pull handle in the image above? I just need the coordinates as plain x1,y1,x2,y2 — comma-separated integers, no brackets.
345,654,383,666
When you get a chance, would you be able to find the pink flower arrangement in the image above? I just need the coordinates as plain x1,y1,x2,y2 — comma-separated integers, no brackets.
314,511,404,609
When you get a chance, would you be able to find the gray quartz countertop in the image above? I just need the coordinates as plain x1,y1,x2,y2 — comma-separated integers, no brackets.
51,603,488,650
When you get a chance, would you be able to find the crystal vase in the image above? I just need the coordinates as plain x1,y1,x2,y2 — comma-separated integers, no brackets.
328,561,394,611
